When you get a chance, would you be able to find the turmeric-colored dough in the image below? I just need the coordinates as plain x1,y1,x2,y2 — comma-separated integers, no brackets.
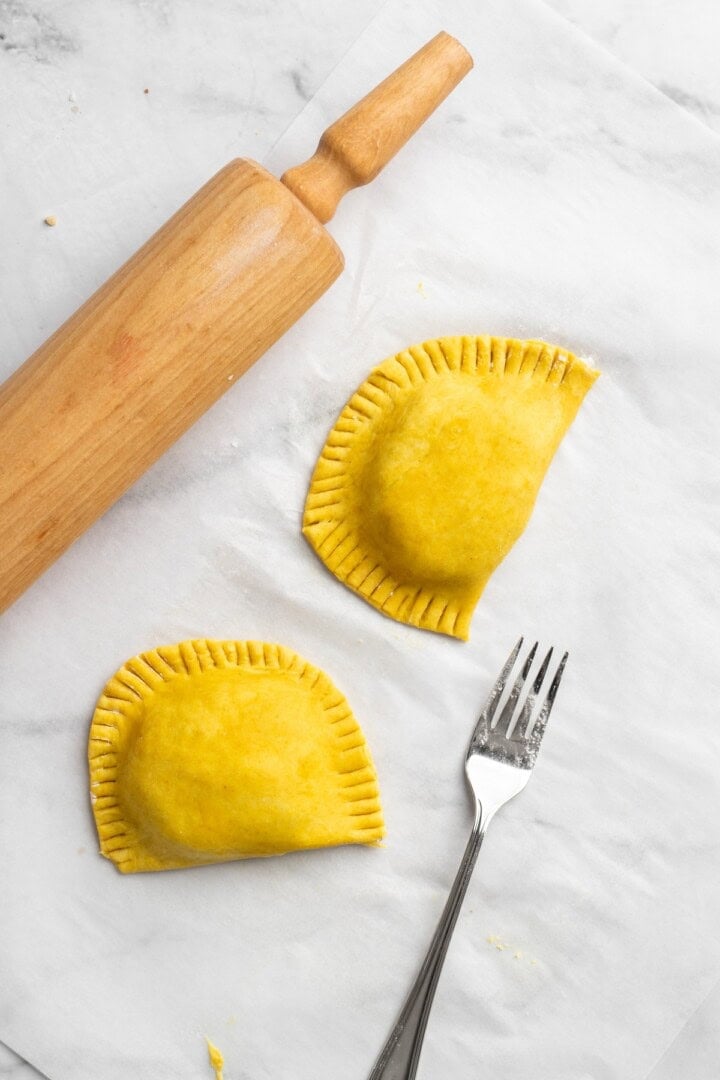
304,336,598,640
88,640,384,873
206,1039,224,1080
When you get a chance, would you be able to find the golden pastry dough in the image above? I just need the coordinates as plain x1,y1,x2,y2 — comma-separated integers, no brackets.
88,640,384,873
304,336,598,640
206,1039,224,1080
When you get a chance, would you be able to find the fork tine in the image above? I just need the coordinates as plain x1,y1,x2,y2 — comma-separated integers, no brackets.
493,642,537,736
512,646,554,741
526,651,569,751
468,637,523,750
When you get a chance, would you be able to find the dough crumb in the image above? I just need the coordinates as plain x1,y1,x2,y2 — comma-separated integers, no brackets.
489,936,536,964
44,215,57,227
417,280,427,299
206,1038,224,1080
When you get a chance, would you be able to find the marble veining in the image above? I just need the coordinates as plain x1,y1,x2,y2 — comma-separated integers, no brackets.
289,65,314,103
656,80,720,121
544,0,720,134
0,1,77,61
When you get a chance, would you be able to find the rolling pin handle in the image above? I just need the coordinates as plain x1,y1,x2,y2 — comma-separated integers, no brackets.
281,31,473,223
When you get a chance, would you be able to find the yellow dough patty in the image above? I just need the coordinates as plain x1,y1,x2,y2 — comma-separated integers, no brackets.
304,335,598,640
88,640,384,873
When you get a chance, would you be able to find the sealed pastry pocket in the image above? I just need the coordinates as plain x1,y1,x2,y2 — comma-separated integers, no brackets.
303,336,598,640
88,640,384,873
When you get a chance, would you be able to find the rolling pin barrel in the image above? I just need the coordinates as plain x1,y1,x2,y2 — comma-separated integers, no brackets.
0,32,472,613
0,161,343,613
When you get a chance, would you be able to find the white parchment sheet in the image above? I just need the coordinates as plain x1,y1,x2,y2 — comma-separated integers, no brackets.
1,0,719,1077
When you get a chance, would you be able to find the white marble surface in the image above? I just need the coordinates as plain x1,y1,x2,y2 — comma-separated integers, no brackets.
545,0,720,134
2,1,720,1078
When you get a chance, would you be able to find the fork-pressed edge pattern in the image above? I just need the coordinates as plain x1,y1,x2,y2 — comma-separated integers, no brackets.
367,638,568,1080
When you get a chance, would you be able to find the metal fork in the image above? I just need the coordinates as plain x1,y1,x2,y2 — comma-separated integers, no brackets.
367,638,568,1080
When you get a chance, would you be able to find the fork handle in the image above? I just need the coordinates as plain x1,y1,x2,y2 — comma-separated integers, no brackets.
368,817,485,1080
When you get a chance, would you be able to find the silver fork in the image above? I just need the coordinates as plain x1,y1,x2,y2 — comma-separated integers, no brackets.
367,638,568,1080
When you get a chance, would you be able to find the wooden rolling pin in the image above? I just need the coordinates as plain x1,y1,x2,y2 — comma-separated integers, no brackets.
0,32,472,614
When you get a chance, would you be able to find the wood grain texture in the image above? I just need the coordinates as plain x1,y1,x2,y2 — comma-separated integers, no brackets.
0,32,473,613
0,160,343,612
281,31,473,223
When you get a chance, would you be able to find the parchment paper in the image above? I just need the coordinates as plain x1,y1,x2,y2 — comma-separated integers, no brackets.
1,0,719,1077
